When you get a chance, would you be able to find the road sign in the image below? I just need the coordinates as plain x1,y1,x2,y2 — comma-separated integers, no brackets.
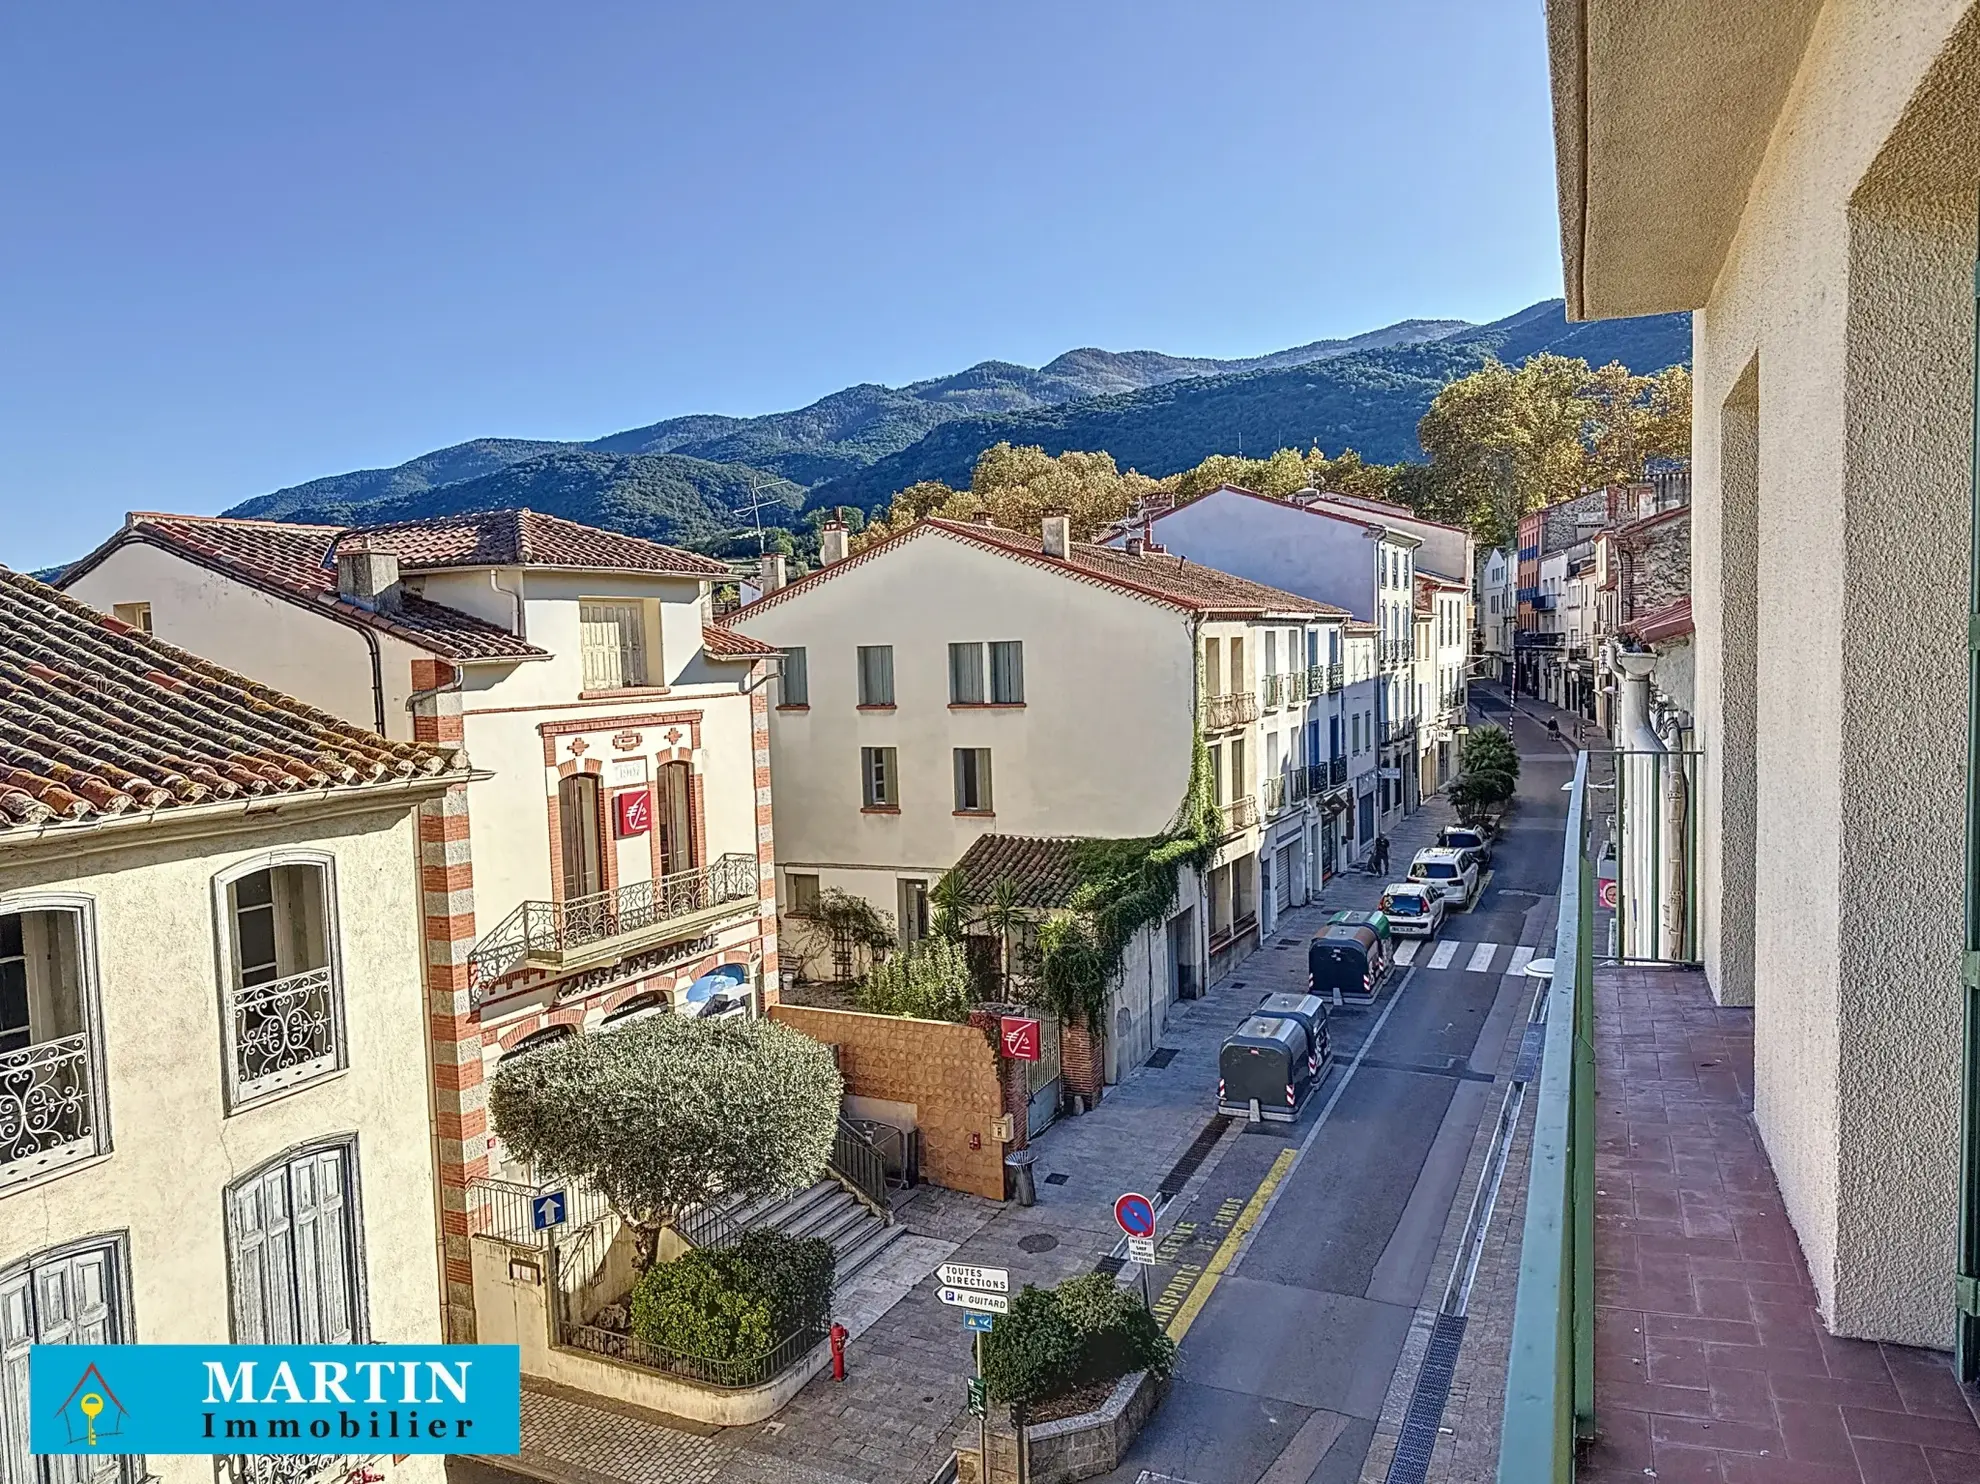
531,1191,567,1230
1126,1236,1157,1265
1114,1192,1156,1239
938,1263,1009,1293
1000,1016,1041,1061
967,1377,988,1414
1597,877,1619,911
963,1312,995,1333
940,1286,1011,1314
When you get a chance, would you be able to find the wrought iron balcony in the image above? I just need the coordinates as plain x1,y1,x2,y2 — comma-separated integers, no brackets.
1260,673,1285,711
0,1032,100,1185
1285,669,1308,705
1222,794,1260,833
1204,692,1260,731
1383,717,1416,746
1330,756,1350,787
1382,639,1415,668
1287,767,1310,803
1306,662,1344,695
471,853,759,1003
229,966,339,1104
1262,775,1287,814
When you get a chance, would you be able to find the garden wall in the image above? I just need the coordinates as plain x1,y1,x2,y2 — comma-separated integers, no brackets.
770,1004,1009,1199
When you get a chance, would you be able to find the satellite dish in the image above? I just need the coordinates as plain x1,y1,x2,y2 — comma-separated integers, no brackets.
683,964,748,1004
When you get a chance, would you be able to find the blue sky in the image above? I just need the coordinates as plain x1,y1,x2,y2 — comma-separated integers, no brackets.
0,1,1561,570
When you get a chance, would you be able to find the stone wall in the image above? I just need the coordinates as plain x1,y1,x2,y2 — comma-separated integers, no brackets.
770,1003,1009,1199
1620,510,1692,621
1540,488,1610,554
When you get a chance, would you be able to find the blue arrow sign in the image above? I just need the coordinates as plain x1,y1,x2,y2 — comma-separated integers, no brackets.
532,1191,568,1230
963,1312,995,1332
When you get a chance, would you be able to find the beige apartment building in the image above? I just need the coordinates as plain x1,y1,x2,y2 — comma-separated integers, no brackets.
62,508,780,1343
726,513,1343,1016
0,569,464,1484
1546,0,1980,1357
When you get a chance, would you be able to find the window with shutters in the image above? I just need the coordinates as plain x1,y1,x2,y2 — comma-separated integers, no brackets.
579,601,648,690
0,899,106,1189
953,749,992,814
786,873,821,915
225,1140,363,1346
780,646,809,707
861,747,897,809
0,1237,135,1484
856,646,894,707
989,641,1024,704
216,855,344,1110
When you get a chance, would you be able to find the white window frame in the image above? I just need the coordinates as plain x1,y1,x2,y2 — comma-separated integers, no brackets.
0,893,110,1194
861,746,898,808
0,1233,139,1484
223,1136,367,1347
579,600,649,691
211,851,348,1114
953,748,993,814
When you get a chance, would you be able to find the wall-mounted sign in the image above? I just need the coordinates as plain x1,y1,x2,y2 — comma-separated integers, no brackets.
1000,1017,1041,1062
614,789,652,838
606,757,648,789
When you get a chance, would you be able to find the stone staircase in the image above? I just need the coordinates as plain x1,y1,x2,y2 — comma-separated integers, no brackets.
714,1177,902,1282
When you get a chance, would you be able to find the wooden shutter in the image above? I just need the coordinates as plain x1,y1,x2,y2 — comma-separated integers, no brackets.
290,1149,355,1345
580,603,644,690
0,1269,34,1484
228,1167,297,1344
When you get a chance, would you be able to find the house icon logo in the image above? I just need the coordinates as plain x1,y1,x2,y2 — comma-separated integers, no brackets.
54,1363,127,1449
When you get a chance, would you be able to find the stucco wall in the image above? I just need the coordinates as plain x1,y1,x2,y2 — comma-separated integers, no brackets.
0,802,445,1484
64,541,426,739
1145,489,1392,623
1687,0,1979,1344
768,1004,1008,1199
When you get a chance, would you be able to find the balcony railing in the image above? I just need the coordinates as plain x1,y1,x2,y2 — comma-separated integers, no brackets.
1286,669,1309,705
1382,718,1416,746
1308,662,1343,695
1261,775,1287,815
1260,673,1283,711
471,853,759,1003
230,966,338,1103
1382,640,1415,668
1204,692,1260,731
1222,794,1260,833
0,1032,99,1184
226,1455,384,1484
1497,751,1596,1480
1286,767,1310,804
1329,756,1350,787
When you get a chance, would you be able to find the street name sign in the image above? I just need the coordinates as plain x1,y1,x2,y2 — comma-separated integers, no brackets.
939,1286,1011,1314
938,1263,1009,1293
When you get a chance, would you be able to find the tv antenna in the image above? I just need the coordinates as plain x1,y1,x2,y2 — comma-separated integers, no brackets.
741,474,803,555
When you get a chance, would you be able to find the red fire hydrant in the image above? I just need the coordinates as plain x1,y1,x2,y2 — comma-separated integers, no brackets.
829,1322,849,1381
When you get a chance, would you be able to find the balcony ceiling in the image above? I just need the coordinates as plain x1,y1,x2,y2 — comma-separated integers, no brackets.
1546,0,1824,320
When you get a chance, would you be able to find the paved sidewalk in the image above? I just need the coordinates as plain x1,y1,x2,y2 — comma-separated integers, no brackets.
1584,967,1980,1483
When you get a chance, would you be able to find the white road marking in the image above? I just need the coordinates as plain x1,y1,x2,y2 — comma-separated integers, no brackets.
1466,942,1498,973
1428,939,1459,970
1507,945,1535,977
1394,940,1420,966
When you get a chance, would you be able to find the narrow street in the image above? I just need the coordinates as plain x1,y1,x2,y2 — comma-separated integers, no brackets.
1102,687,1575,1484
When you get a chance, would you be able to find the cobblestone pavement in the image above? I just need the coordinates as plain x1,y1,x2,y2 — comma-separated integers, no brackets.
1583,967,1980,1484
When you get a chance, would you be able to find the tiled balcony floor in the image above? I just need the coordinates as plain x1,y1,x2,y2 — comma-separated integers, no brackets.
1583,966,1980,1483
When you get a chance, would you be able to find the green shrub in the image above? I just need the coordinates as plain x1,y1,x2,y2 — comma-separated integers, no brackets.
1054,1273,1177,1384
856,935,973,1021
981,1274,1176,1410
981,1285,1080,1408
629,1229,833,1361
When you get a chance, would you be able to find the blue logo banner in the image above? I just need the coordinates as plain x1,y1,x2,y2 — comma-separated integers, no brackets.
29,1345,521,1456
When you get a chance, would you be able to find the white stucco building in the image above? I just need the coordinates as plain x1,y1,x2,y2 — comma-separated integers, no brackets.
1413,572,1471,796
0,570,464,1484
1340,622,1382,863
63,508,780,1343
1546,0,1980,1360
726,513,1347,1017
1479,548,1515,685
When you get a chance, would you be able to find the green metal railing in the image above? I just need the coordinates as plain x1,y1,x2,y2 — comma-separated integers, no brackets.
1497,751,1597,1482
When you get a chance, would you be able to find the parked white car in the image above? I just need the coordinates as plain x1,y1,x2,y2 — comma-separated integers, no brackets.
1409,847,1480,908
1379,882,1447,939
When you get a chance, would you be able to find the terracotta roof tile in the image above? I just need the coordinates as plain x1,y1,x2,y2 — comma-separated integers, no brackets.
359,509,729,576
728,517,1344,624
952,835,1091,910
1622,596,1693,644
700,624,777,659
0,568,463,836
65,517,550,662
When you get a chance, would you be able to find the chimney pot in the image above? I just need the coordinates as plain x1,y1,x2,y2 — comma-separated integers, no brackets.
1124,535,1145,557
758,552,787,594
820,522,849,566
1040,508,1070,560
971,509,995,527
335,543,402,613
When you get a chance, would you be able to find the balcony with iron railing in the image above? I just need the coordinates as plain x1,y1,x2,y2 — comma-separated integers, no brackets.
228,966,339,1106
0,1032,100,1187
1286,766,1310,804
1221,793,1260,834
1382,717,1416,746
1260,672,1285,711
471,852,759,1004
1204,691,1260,731
1329,755,1350,787
1310,662,1344,695
1382,639,1415,669
1261,774,1287,816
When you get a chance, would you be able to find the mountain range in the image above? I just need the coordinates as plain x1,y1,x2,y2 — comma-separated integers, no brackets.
225,298,1690,551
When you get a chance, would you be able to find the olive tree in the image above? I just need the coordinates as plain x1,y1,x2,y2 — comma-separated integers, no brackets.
489,1014,842,1266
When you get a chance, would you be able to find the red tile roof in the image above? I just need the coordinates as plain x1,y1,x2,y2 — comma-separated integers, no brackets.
728,517,1344,624
0,569,464,835
952,835,1093,910
359,509,729,576
700,624,778,660
1622,596,1693,644
1414,570,1467,614
62,516,551,662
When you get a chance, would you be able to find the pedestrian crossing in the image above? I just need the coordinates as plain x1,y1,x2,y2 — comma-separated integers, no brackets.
1390,940,1537,976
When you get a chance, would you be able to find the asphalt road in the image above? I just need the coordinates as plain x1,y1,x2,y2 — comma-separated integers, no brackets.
1102,687,1575,1484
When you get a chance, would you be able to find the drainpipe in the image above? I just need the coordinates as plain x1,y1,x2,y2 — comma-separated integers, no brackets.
489,571,526,640
1613,649,1686,961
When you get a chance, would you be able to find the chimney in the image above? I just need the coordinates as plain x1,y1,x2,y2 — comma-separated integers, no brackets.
819,522,849,566
971,509,996,527
335,542,402,613
1040,507,1070,560
758,551,787,594
1124,535,1145,557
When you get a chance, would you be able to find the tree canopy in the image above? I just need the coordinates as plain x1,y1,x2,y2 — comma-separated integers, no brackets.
488,1015,842,1259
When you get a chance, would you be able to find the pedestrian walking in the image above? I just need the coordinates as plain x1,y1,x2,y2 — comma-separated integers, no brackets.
1372,835,1390,875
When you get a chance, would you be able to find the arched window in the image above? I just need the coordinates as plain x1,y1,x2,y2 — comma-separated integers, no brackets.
0,893,107,1187
498,1024,575,1064
213,852,344,1110
601,991,668,1026
224,1136,364,1346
